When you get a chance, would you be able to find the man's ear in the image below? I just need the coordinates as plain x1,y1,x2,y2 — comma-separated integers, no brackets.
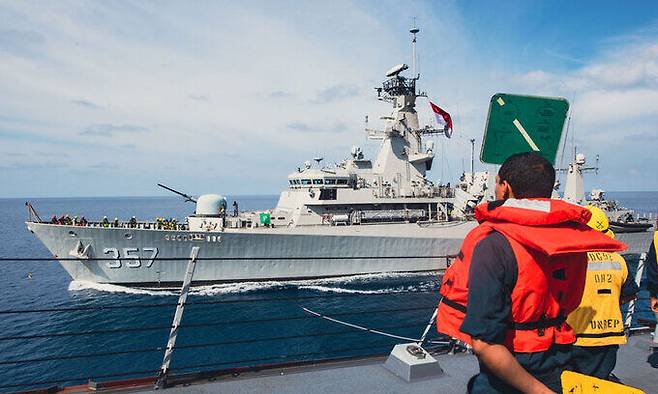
501,180,512,199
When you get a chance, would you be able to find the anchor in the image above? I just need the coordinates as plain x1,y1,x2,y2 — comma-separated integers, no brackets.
68,240,91,259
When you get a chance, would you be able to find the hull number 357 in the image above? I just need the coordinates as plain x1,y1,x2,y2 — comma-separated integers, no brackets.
103,247,159,268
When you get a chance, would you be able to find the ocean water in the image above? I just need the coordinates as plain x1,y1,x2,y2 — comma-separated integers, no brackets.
0,193,656,391
0,196,442,391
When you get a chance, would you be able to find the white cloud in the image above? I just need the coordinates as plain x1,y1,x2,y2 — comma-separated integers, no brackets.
0,1,656,197
509,38,658,191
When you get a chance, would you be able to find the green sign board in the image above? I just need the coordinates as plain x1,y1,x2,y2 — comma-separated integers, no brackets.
480,93,569,165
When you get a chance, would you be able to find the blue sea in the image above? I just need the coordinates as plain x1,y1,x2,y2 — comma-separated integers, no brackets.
0,193,656,391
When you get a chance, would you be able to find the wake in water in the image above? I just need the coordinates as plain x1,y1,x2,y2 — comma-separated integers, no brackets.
68,281,177,296
68,271,441,296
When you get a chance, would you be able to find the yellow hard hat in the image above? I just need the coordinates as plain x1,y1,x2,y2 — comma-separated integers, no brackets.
585,205,614,238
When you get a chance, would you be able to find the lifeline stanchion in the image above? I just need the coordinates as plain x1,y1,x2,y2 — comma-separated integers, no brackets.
417,306,438,346
155,246,200,389
625,252,647,328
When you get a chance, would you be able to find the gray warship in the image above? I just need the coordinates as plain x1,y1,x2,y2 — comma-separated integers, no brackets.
561,152,653,233
26,29,485,286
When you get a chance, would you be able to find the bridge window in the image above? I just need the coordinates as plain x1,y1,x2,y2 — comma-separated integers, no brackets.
319,189,337,200
336,179,349,185
301,179,312,185
312,179,324,185
324,178,336,185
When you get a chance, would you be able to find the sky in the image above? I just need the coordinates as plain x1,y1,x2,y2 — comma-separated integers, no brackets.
1,0,657,198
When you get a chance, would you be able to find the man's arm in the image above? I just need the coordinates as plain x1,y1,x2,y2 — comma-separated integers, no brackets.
620,258,639,305
472,339,555,394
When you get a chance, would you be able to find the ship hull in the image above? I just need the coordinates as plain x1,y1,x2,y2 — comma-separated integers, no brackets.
26,221,476,286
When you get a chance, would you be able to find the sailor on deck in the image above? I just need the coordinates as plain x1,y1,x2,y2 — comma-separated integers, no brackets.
567,206,639,379
436,152,626,394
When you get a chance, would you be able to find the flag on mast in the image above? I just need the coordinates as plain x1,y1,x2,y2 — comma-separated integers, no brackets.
429,101,453,138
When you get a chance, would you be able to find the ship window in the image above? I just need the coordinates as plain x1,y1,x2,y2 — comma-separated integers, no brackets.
277,216,285,220
294,179,301,184
289,180,294,185
313,179,324,185
336,179,348,185
319,189,337,200
324,178,336,185
301,179,312,185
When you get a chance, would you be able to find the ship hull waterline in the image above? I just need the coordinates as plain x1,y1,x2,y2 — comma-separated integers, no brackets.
26,221,476,287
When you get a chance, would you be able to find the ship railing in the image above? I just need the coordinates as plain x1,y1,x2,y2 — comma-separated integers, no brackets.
0,253,655,392
41,220,190,231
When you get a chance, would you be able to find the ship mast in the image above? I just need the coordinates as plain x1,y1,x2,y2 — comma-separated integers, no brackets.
410,21,419,80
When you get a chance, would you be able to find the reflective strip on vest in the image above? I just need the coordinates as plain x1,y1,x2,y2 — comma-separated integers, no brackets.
586,261,622,271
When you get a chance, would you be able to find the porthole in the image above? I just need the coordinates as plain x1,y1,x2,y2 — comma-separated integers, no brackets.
68,231,76,237
124,233,133,239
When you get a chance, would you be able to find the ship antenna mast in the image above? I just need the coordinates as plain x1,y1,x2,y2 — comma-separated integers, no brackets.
410,20,420,80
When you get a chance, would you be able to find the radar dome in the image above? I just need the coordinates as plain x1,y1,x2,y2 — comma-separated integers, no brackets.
196,194,227,217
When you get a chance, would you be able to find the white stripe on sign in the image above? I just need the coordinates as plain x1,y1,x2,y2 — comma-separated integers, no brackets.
512,118,540,151
503,199,551,212
496,97,505,106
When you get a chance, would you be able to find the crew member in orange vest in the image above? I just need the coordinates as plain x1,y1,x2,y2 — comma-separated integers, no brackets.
436,152,626,393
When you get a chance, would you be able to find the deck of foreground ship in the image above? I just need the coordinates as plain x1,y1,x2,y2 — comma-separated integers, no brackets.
139,332,658,394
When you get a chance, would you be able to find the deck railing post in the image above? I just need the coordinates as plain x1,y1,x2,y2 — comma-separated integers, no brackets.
155,246,200,389
625,252,647,328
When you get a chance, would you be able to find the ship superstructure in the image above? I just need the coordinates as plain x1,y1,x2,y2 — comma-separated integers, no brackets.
561,152,652,233
26,28,484,286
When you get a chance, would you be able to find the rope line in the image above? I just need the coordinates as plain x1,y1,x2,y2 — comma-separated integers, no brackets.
170,322,426,351
170,340,401,373
0,255,454,262
0,305,437,341
0,339,424,390
0,291,440,314
0,322,426,365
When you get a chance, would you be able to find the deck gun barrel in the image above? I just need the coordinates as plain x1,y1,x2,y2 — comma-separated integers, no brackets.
157,183,197,203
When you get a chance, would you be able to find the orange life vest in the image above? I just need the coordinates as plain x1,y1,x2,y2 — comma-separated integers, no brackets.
436,198,627,353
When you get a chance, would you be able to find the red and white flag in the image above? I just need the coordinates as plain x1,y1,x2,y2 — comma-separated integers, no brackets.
429,101,453,138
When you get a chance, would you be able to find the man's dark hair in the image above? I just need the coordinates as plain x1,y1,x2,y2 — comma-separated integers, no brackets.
498,152,555,198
